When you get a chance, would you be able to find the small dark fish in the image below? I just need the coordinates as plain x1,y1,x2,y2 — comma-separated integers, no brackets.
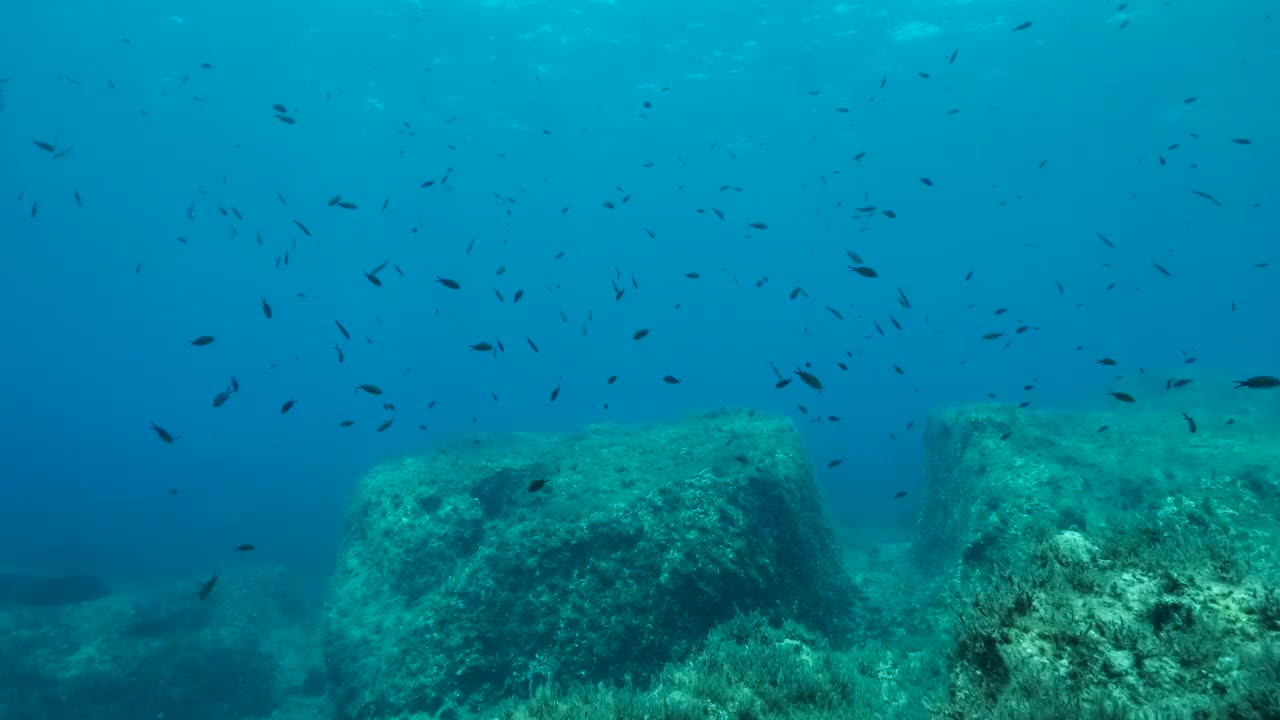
355,385,383,397
334,344,344,363
662,375,682,385
261,297,273,319
795,368,823,392
1098,233,1115,248
339,420,355,427
233,544,255,552
280,398,296,414
633,328,650,340
982,332,1005,340
920,177,933,187
747,221,768,230
1152,262,1172,277
684,272,701,279
364,271,383,287
272,103,288,113
470,341,493,352
892,491,907,499
1181,412,1197,434
198,573,219,600
212,389,232,408
1191,190,1223,207
1096,425,1108,433
335,320,350,339
827,458,843,468
526,337,539,352
188,335,215,346
1234,376,1280,389
1231,138,1252,145
275,113,296,124
826,307,844,320
607,375,619,384
376,418,395,432
949,48,958,64
775,378,792,389
436,276,461,289
549,383,561,403
1013,21,1032,31
1096,358,1117,366
528,477,549,493
849,266,878,278
149,422,175,444
292,220,311,236
1108,390,1136,403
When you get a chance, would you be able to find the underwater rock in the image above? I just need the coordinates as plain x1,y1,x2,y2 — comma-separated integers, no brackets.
916,404,1280,717
0,566,317,720
0,572,111,607
324,409,861,717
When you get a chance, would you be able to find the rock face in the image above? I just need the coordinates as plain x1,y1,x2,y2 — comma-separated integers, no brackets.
324,409,861,719
0,567,321,720
915,404,1280,717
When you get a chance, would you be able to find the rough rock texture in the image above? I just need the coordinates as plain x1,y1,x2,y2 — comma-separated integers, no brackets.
0,566,322,720
324,409,862,719
915,404,1280,718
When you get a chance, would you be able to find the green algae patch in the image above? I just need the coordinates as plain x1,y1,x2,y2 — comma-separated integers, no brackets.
323,409,862,718
916,404,1280,718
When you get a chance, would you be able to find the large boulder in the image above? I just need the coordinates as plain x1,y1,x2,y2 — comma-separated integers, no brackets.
324,409,862,719
915,403,1280,717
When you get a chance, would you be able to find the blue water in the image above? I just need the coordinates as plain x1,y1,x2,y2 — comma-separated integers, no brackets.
0,0,1276,587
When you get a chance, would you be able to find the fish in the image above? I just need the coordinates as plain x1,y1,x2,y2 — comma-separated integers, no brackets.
1181,412,1197,434
827,458,843,468
261,297,273,319
1013,21,1033,31
355,384,383,395
275,113,295,124
513,289,524,303
272,103,288,113
849,266,878,278
662,375,682,385
32,139,56,152
376,418,395,432
198,573,219,600
633,328,650,340
364,271,383,287
1191,190,1223,207
747,222,768,230
188,335,215,346
526,337,539,352
549,383,561,403
436,277,461,289
334,344,344,363
149,422,175,444
470,342,493,352
1152,262,1172,277
1097,425,1108,433
292,220,311,236
795,368,824,392
892,491,908,499
233,544,255,552
1098,233,1115,248
339,420,356,427
528,478,549,493
280,398,296,414
1234,376,1280,389
606,376,619,384
335,320,350,339
1108,390,1136,403
982,332,1005,340
212,389,232,408
1231,138,1252,145
1096,358,1117,366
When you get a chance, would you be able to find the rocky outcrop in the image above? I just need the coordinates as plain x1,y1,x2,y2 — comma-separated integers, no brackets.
324,409,862,719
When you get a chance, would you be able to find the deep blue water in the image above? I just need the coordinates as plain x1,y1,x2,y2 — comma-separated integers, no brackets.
1,0,1276,587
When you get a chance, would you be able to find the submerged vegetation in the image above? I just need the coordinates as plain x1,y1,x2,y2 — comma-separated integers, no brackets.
3,403,1279,719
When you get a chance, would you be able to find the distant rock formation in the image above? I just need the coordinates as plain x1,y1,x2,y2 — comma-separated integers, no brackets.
0,573,111,607
324,409,863,718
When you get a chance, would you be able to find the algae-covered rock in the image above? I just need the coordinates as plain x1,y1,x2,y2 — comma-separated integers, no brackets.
324,409,861,718
916,404,1280,718
0,566,319,720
